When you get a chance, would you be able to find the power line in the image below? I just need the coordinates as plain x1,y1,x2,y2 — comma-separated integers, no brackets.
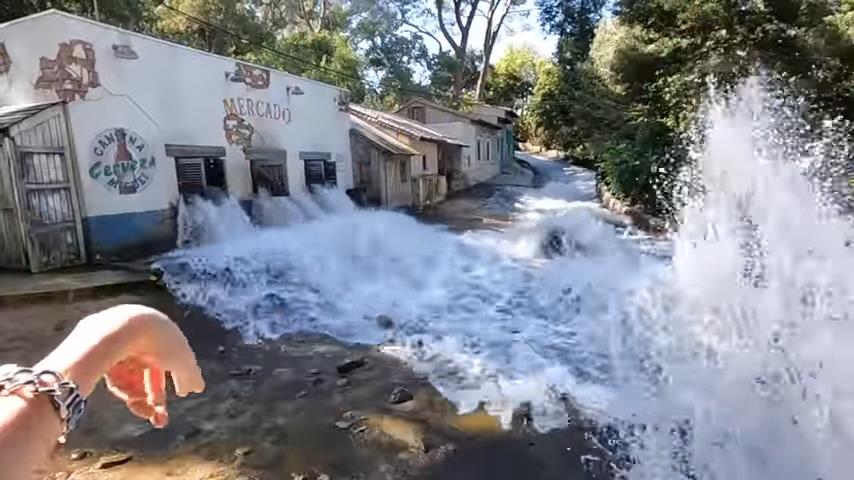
159,1,458,102
160,2,363,83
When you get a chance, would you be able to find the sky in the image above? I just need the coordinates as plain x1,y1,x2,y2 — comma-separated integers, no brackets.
488,0,557,59
428,0,558,61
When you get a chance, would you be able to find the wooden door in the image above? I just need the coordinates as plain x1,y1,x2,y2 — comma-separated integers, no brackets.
8,105,86,272
0,138,26,268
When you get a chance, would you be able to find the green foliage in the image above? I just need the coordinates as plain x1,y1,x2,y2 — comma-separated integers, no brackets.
154,0,270,56
429,50,483,101
245,30,366,101
485,45,542,107
528,0,854,215
1,0,160,29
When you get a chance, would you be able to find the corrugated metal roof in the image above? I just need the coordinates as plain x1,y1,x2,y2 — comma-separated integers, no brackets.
0,101,61,130
350,104,468,147
350,115,419,156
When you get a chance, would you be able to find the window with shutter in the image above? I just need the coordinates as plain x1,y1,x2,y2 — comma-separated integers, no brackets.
251,160,289,196
175,158,206,196
304,160,325,188
409,106,426,123
302,152,336,191
323,161,337,187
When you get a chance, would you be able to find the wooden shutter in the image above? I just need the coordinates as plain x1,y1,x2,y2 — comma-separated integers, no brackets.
175,158,206,195
251,160,288,196
304,159,325,187
323,161,337,187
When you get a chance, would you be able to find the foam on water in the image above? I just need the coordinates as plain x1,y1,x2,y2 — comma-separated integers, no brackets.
158,79,852,478
159,180,650,429
604,79,854,479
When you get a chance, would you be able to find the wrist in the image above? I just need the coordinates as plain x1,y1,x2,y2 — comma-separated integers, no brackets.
35,315,132,397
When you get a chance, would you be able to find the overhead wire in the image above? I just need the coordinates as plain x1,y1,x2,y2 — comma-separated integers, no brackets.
159,1,459,102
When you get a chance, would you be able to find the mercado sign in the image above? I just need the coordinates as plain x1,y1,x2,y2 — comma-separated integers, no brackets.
223,97,292,124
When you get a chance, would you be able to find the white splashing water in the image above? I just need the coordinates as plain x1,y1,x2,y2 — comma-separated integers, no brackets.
606,79,854,479
158,80,852,479
160,182,646,429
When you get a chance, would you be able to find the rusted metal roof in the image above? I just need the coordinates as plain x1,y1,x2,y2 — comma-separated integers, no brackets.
0,101,61,130
350,115,420,156
350,104,468,147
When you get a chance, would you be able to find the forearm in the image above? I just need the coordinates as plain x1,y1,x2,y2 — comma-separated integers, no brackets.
0,316,129,480
0,392,62,480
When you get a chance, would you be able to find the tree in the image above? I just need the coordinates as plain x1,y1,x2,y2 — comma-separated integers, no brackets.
473,0,526,100
536,0,607,62
432,0,481,103
486,45,543,106
1,0,158,29
429,49,483,101
155,0,269,56
350,0,435,105
250,0,349,35
245,29,366,100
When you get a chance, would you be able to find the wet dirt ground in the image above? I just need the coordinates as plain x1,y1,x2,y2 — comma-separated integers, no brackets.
0,285,615,480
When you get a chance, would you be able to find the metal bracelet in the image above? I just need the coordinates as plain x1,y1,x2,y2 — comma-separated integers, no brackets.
0,364,87,443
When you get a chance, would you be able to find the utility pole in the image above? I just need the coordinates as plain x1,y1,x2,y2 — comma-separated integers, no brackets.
93,0,101,21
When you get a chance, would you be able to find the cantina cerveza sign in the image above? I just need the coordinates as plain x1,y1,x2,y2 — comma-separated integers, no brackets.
223,97,292,123
89,127,156,195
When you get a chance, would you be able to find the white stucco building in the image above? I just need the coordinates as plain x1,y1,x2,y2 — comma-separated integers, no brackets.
397,98,504,190
0,10,353,271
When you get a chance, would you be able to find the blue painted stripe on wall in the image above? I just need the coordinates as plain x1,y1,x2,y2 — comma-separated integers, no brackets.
83,208,177,262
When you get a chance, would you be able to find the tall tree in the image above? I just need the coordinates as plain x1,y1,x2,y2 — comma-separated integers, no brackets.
536,0,607,62
433,0,481,103
155,0,269,56
1,0,158,29
485,44,542,107
474,0,525,100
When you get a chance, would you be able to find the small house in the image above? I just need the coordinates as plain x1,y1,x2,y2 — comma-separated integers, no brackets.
470,103,518,172
397,98,504,190
349,105,465,208
0,10,354,271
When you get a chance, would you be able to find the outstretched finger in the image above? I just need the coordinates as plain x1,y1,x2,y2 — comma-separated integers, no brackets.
170,361,205,398
144,366,169,427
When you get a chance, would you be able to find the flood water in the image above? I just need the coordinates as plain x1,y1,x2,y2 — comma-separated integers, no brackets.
157,80,854,479
47,79,851,479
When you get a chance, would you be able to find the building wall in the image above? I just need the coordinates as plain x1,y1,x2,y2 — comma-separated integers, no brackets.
429,122,500,189
401,104,464,125
0,12,353,258
397,136,439,177
383,154,413,208
348,131,412,208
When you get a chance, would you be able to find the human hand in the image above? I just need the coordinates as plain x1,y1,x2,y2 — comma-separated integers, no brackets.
101,305,205,427
37,305,205,428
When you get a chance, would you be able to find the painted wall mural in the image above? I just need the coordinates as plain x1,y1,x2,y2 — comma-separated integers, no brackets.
34,40,100,102
89,128,156,195
0,43,11,75
223,113,255,148
235,63,270,89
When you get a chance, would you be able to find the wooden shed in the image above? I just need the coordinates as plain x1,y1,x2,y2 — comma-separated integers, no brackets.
349,116,419,208
0,101,87,272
